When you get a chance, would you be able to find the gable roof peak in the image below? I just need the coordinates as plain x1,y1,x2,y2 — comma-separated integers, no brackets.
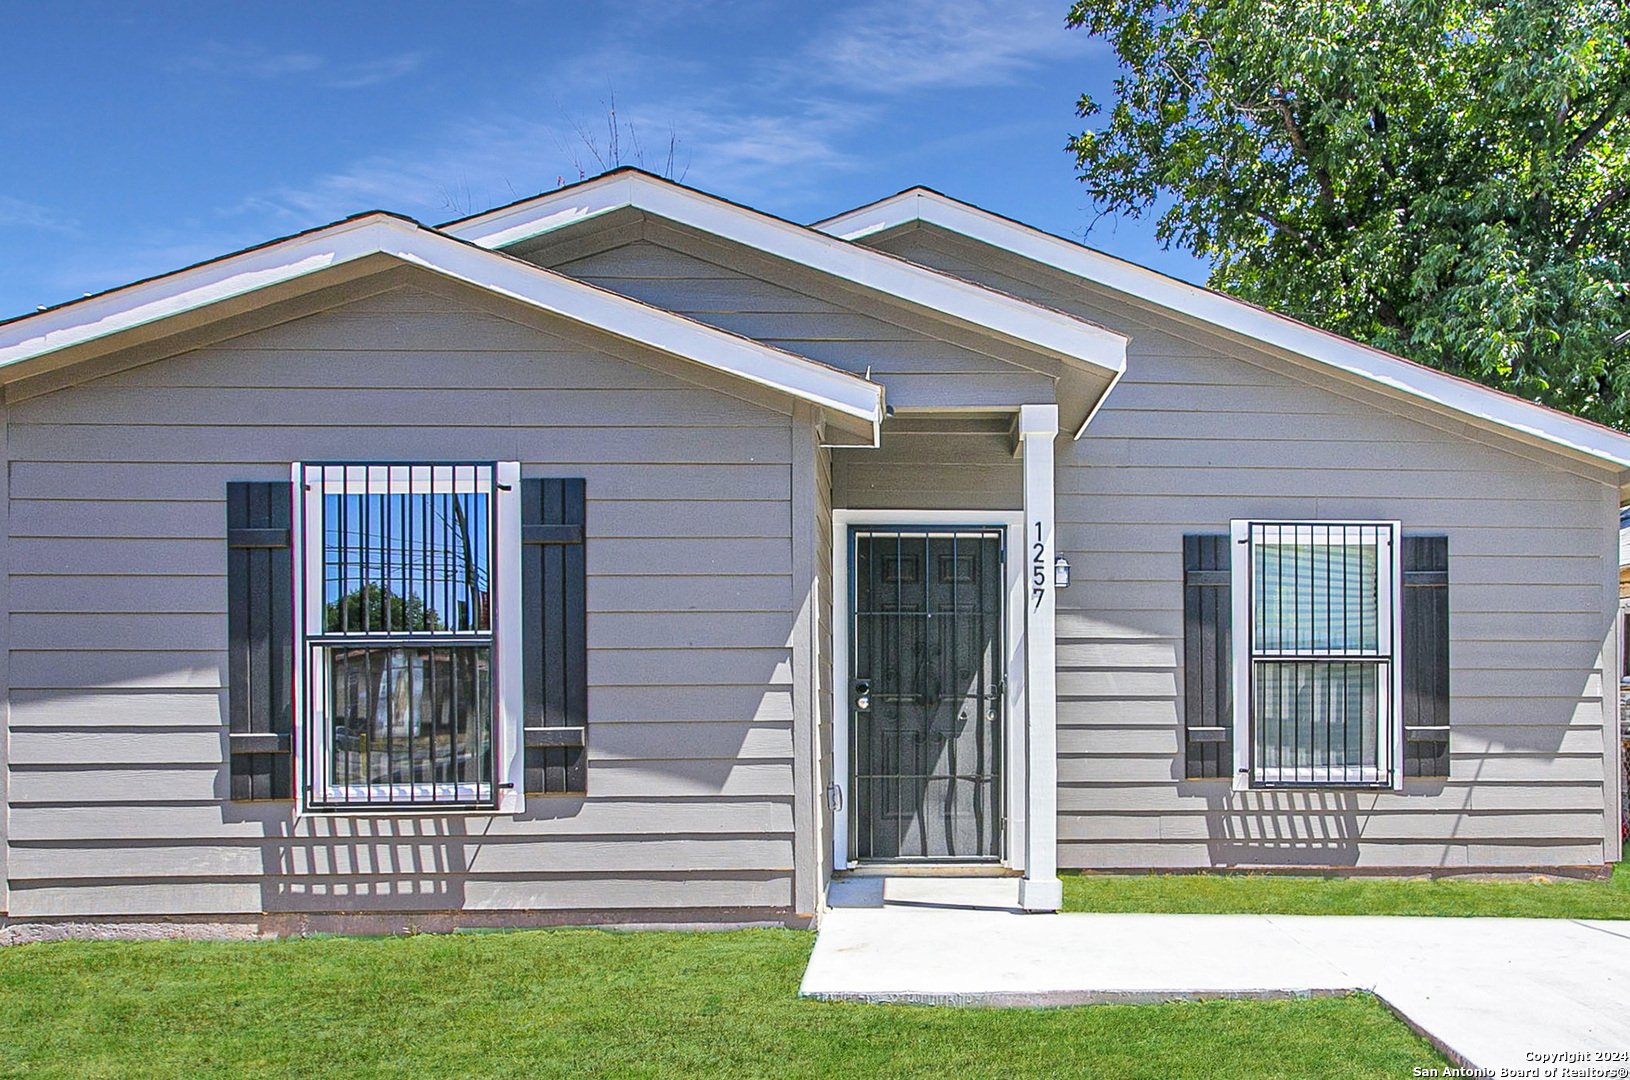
0,206,884,442
815,186,1630,478
439,166,1130,437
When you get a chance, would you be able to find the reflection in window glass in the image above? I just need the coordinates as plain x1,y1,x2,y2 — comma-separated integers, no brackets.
323,487,490,634
325,645,492,804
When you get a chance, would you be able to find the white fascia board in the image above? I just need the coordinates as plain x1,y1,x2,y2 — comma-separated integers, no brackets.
443,172,1128,381
0,214,883,435
0,215,380,370
817,190,1630,473
446,173,642,250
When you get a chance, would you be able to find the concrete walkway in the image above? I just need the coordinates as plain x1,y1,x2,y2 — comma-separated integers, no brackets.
802,877,1630,1071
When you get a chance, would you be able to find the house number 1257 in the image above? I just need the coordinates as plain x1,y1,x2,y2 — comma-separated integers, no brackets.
1032,521,1047,609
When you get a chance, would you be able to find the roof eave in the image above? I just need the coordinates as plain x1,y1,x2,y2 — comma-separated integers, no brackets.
0,214,884,443
817,190,1630,471
443,169,1129,385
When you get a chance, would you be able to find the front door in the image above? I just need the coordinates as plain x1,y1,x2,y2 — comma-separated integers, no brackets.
849,527,1005,861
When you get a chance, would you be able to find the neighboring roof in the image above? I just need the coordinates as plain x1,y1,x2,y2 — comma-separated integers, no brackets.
0,210,884,442
440,167,1129,391
815,188,1630,477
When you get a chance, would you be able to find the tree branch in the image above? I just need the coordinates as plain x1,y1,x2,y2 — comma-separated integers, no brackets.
1368,107,1400,181
1563,88,1630,163
1566,181,1630,250
1270,94,1345,220
1251,208,1313,247
1270,95,1311,155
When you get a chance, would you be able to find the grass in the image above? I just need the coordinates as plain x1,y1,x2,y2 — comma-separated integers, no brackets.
0,928,1443,1080
1063,844,1630,918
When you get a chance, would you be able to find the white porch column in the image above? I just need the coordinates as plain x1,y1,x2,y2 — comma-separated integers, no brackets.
1018,404,1062,912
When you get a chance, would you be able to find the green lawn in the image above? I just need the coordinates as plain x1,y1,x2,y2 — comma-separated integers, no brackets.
1064,847,1630,918
0,928,1441,1080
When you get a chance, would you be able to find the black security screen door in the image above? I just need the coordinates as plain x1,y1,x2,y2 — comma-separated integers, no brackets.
851,528,1005,861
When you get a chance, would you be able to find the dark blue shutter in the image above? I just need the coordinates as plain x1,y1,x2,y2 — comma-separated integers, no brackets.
1183,534,1232,779
1401,535,1450,778
226,481,294,800
522,478,588,795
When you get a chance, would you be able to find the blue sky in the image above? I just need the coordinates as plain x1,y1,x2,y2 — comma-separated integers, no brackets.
0,0,1210,320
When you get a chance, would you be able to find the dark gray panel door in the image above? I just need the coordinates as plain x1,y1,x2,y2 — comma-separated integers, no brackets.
851,528,1004,861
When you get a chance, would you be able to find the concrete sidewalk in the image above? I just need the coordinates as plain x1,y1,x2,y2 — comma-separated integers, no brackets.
801,877,1630,1071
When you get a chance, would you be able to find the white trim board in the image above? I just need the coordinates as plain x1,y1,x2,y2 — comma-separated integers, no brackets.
1016,404,1061,912
815,188,1630,473
440,169,1129,384
0,213,885,444
828,509,1027,875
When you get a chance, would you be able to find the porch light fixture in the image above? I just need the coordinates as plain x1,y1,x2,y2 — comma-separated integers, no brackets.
1054,553,1071,589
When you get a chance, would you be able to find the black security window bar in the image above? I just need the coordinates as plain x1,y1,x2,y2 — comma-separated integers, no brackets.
1249,522,1395,787
303,463,497,810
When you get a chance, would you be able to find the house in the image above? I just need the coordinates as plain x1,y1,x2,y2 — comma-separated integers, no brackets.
0,168,1624,939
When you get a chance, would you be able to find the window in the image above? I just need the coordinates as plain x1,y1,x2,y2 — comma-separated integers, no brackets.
296,462,522,812
1621,605,1629,687
1232,521,1401,789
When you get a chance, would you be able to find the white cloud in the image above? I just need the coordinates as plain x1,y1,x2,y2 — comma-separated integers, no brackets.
0,194,77,233
226,88,873,229
807,0,1096,93
648,97,875,198
328,53,426,89
184,3,1093,241
175,43,423,89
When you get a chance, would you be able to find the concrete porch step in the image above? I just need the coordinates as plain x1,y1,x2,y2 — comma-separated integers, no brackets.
826,875,1024,912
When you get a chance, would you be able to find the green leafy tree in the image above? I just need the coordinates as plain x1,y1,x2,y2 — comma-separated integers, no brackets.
1066,0,1630,425
324,583,443,634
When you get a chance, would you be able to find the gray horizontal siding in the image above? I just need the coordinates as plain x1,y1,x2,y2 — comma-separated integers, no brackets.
548,239,1054,409
6,873,794,919
833,427,1021,511
13,461,795,502
17,386,782,428
8,423,790,466
7,759,798,806
7,721,795,768
10,798,795,841
5,283,804,917
1051,841,1606,871
872,225,1620,869
6,837,795,879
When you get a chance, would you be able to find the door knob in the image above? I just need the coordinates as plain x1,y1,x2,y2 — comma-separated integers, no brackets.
856,694,870,711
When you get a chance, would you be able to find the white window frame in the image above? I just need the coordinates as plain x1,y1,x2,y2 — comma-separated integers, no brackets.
292,461,524,815
1229,519,1404,792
